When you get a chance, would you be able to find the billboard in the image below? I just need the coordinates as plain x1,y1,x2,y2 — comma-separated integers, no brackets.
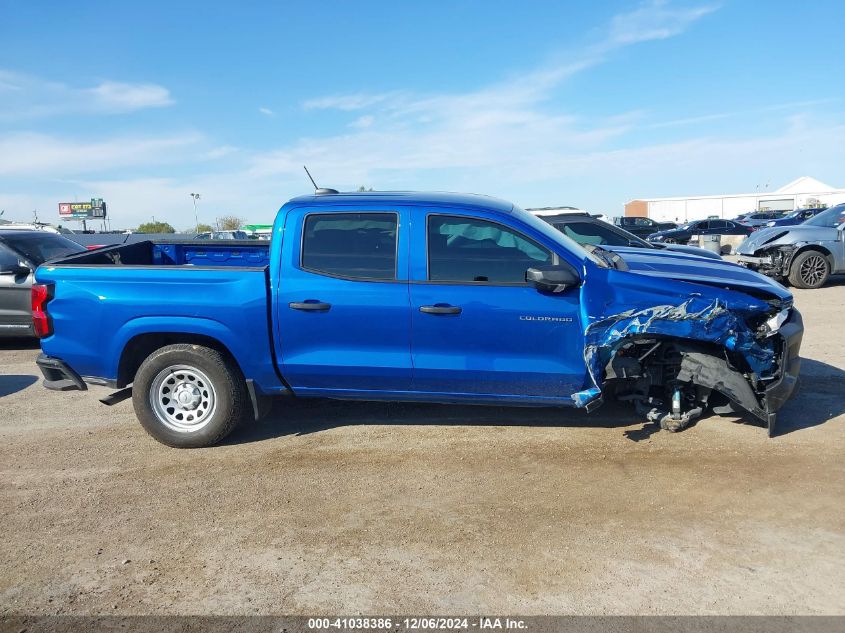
58,198,107,220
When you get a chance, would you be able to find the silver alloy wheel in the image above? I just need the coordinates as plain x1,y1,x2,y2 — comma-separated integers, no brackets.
799,254,827,286
149,364,217,433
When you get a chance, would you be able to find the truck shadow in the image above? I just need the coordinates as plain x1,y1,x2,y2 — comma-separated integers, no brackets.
224,356,844,445
0,338,40,351
0,374,37,398
772,358,845,436
224,399,637,445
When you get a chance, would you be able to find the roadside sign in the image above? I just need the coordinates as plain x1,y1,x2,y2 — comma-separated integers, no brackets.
58,198,107,220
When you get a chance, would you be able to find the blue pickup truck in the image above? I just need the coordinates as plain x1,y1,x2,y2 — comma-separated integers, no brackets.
33,191,803,447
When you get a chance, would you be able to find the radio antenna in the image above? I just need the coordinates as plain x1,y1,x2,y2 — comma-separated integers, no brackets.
302,165,339,195
303,165,319,191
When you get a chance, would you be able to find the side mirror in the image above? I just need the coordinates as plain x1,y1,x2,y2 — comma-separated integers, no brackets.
526,264,581,293
0,263,31,276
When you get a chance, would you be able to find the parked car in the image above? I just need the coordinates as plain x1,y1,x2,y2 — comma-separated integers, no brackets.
540,213,720,259
0,222,65,234
736,203,845,289
736,211,788,229
34,191,801,447
648,219,753,244
0,230,85,337
613,216,677,238
195,230,250,240
764,207,827,228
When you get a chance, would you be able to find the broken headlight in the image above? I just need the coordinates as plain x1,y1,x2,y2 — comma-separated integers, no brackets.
762,308,790,337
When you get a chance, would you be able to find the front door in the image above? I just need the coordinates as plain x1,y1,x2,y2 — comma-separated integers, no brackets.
276,208,412,393
409,212,585,400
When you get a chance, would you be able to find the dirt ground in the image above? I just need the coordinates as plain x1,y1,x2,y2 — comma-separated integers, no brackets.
1,284,843,616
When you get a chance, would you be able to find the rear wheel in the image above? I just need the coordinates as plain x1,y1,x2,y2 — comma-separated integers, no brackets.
788,250,830,289
132,344,247,447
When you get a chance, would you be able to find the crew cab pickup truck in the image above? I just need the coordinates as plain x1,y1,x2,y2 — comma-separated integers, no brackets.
34,191,803,447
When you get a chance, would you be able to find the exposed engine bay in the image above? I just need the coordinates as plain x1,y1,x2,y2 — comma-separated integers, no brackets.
604,338,781,432
739,244,797,279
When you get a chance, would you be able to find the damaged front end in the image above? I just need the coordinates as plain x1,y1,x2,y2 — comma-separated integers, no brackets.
572,292,803,436
736,244,797,279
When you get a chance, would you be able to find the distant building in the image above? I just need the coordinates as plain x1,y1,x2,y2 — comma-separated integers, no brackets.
624,176,845,223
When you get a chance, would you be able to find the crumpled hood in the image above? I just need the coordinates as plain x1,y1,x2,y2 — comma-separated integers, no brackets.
736,225,839,254
615,249,792,302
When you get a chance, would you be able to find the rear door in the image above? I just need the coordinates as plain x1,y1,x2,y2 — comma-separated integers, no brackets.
722,220,748,235
706,219,728,234
408,210,585,399
0,243,33,335
275,206,412,393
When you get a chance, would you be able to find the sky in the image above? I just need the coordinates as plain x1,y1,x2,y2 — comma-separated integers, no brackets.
1,0,844,230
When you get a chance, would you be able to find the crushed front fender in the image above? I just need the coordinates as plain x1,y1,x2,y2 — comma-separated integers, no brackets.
571,268,803,433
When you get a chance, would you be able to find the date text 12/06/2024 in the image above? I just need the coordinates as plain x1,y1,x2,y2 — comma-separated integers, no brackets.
307,617,528,630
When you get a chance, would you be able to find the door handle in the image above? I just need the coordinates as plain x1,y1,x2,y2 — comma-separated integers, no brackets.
289,301,331,312
419,304,462,315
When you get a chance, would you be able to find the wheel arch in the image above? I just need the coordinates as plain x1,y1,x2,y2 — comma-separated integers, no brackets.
793,244,835,268
114,320,244,388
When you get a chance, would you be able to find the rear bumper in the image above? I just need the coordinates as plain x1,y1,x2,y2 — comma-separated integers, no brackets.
763,308,803,435
36,354,87,391
0,322,35,338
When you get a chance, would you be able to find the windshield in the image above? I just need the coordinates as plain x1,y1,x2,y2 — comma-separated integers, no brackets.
1,232,85,265
551,220,649,248
804,204,845,228
510,205,606,267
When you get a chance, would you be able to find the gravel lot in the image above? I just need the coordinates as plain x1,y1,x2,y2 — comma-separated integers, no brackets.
1,284,844,616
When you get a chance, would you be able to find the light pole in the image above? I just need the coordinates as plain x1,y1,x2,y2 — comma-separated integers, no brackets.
190,193,201,234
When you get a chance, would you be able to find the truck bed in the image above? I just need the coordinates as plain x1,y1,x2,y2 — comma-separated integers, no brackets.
55,240,270,269
36,239,282,394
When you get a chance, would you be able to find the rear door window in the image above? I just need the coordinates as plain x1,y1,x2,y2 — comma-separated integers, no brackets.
301,212,397,280
427,215,551,283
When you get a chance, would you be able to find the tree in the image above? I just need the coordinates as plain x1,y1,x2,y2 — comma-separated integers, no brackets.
137,221,176,234
357,185,374,192
218,215,243,231
195,223,214,234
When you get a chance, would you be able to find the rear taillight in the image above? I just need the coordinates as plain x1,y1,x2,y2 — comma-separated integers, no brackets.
31,283,54,338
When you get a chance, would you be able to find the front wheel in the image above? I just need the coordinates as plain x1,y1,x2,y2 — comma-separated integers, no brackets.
132,344,248,447
788,250,830,289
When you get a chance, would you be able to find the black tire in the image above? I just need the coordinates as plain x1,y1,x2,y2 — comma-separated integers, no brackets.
132,343,248,448
787,250,830,289
663,238,677,244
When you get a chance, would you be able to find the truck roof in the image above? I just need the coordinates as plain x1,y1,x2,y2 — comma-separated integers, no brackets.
287,191,515,214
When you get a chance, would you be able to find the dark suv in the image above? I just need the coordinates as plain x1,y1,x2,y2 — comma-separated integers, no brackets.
540,214,720,259
613,216,677,238
0,230,85,337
